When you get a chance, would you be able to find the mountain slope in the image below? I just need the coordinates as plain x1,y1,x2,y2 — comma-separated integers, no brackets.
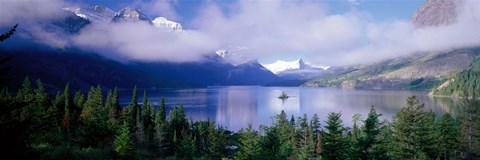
303,49,479,90
304,0,475,91
0,46,198,92
63,5,116,24
112,7,152,24
263,59,326,80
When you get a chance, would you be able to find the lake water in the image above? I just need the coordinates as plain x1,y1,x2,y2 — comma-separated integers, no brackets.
120,86,462,131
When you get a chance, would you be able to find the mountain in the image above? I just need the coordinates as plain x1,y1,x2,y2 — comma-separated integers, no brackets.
63,5,116,24
215,46,252,66
412,0,462,27
303,0,478,92
0,46,198,92
152,17,183,31
263,59,327,80
303,49,479,90
48,11,91,34
226,60,280,85
1,42,280,91
112,7,152,24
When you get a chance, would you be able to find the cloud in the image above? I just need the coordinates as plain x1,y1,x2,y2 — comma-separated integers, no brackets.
0,0,67,27
137,0,179,20
189,0,480,66
4,0,480,66
348,0,360,6
72,22,218,62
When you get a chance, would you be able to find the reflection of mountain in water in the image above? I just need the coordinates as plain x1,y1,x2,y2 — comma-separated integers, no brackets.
214,87,257,131
118,87,461,131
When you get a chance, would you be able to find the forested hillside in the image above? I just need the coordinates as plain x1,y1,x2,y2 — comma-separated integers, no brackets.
1,77,480,159
432,57,480,97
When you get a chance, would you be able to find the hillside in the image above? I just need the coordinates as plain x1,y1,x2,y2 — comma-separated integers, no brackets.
303,48,479,90
303,0,478,92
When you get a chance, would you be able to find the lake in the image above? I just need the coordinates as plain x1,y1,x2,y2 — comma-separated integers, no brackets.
120,86,462,131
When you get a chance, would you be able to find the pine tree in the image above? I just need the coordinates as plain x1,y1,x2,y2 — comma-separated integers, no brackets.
105,89,114,121
436,113,462,159
390,96,435,159
461,91,480,159
357,106,384,160
207,122,228,159
296,114,310,159
130,86,139,130
235,124,261,160
260,125,281,160
114,121,135,159
310,114,321,158
0,23,17,42
112,87,121,123
16,76,34,103
73,90,85,110
78,85,112,147
34,80,50,108
322,112,349,160
62,83,73,139
159,97,166,123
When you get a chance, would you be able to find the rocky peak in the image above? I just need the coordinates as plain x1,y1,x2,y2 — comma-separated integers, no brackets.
412,0,463,27
112,7,152,24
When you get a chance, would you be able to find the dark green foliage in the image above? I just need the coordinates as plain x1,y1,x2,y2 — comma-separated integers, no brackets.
390,96,436,159
461,92,480,159
0,80,472,159
0,23,17,42
114,121,135,159
433,58,480,97
357,106,385,160
436,113,462,159
259,126,281,159
235,124,261,160
322,112,349,160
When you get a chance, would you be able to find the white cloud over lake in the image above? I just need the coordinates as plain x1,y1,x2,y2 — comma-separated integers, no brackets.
1,0,480,66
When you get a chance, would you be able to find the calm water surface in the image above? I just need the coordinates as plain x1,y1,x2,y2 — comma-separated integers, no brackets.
120,86,461,131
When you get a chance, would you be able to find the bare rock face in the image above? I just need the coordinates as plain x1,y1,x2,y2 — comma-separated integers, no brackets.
412,0,463,27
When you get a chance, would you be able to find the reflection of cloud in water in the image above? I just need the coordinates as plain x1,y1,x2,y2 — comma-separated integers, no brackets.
214,86,257,131
119,87,461,131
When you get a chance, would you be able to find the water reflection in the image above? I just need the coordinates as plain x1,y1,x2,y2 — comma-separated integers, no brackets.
120,86,461,131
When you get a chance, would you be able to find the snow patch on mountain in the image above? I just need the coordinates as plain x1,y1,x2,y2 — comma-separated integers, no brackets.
262,59,329,80
152,17,183,31
263,59,328,74
63,5,115,23
216,46,253,66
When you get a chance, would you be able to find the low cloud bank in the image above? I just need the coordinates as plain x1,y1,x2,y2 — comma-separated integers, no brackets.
1,0,480,65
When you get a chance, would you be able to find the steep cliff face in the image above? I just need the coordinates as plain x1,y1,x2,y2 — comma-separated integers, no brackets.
412,0,463,27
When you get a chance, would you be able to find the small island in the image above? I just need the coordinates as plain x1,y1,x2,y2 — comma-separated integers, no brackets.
278,91,290,99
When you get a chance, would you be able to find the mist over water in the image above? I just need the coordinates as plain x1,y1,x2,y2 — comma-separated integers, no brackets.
120,86,461,131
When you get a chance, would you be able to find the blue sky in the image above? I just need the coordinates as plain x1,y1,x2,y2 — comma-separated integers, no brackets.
70,0,424,26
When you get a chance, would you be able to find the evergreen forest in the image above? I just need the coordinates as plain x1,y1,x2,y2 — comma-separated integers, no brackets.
1,77,480,159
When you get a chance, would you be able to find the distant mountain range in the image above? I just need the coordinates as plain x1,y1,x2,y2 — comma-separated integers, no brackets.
0,5,279,91
63,5,183,31
263,59,327,80
2,1,477,96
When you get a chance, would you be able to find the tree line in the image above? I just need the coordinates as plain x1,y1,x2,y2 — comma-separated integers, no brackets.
1,77,480,159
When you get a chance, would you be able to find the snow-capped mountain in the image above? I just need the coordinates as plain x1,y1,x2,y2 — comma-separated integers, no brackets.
112,7,152,24
152,17,183,31
216,46,253,66
63,5,115,23
263,59,328,80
